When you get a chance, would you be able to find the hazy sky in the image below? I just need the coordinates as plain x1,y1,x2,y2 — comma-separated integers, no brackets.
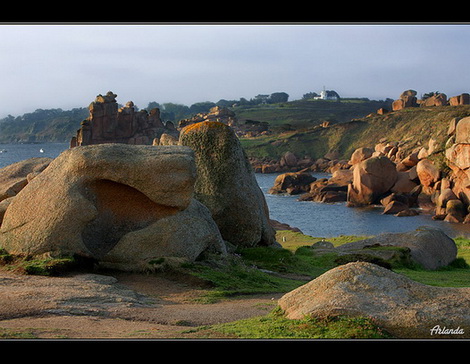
1,23,470,118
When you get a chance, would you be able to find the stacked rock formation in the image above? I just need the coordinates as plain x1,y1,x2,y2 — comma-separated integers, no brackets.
392,90,418,111
72,91,175,147
391,90,469,111
443,116,470,222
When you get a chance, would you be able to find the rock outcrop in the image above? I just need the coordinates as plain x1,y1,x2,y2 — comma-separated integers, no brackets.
446,116,470,206
268,171,316,195
337,227,457,270
449,93,470,106
0,144,226,270
420,93,448,107
0,157,52,203
347,156,398,206
392,90,418,111
179,121,276,248
73,91,175,147
178,106,238,129
278,262,470,339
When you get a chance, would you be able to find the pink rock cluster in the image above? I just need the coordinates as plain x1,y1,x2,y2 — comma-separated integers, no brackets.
391,89,470,111
71,91,174,147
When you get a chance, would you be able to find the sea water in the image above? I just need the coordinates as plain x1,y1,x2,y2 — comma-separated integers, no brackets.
255,172,470,239
0,143,69,168
1,143,469,238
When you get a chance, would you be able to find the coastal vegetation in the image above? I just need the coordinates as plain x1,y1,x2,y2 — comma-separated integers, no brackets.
0,95,389,143
239,104,470,162
1,228,468,339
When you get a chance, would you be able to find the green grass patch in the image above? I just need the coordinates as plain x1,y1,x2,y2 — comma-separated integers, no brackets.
182,257,305,303
0,252,93,276
275,230,368,251
194,309,392,339
0,328,38,339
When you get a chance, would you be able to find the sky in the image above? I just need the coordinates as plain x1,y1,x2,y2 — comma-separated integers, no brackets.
1,23,470,118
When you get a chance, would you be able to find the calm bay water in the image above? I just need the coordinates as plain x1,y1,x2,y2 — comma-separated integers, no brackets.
255,173,470,239
0,143,69,168
1,143,469,239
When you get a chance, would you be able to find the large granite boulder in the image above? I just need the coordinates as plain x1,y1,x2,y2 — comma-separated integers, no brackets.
278,262,470,338
349,147,373,166
416,159,441,187
0,144,226,269
392,90,418,111
268,171,316,195
179,121,276,248
337,227,457,270
446,116,470,206
347,156,398,206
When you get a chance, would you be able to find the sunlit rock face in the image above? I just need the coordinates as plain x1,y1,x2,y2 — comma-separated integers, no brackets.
72,91,176,147
0,144,226,270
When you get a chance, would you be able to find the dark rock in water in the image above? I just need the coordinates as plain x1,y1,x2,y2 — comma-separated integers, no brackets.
382,200,409,215
268,171,316,195
269,219,302,233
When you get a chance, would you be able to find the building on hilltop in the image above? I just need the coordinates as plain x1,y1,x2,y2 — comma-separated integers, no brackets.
314,87,340,101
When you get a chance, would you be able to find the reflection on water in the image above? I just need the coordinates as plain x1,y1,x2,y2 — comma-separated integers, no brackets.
256,173,470,239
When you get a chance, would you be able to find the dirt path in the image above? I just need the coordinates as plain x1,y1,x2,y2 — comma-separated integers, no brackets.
0,269,281,339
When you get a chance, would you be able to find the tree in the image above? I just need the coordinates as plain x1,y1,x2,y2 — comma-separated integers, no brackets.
268,92,289,104
253,94,270,104
422,91,440,99
189,101,216,115
146,101,162,111
302,92,319,100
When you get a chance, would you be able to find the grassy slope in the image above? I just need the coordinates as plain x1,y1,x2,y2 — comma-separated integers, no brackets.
234,99,391,129
240,105,470,161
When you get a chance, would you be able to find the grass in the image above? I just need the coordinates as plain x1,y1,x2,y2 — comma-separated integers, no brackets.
0,250,92,276
191,309,392,339
1,230,468,339
178,229,470,339
181,256,304,303
240,105,470,161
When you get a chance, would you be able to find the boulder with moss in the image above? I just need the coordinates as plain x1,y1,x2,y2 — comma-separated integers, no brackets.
179,121,276,248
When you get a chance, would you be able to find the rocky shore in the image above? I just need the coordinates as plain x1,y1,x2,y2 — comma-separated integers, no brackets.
0,90,468,340
264,114,470,224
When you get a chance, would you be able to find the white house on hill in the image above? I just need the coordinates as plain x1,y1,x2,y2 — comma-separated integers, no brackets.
314,88,339,100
